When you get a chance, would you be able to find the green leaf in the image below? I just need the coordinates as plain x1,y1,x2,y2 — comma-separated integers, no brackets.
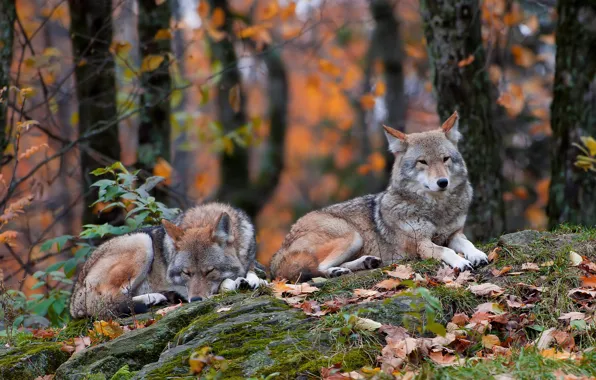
40,235,73,252
45,261,65,272
571,320,587,331
33,271,45,279
31,298,54,317
52,298,66,316
31,281,46,290
426,321,447,337
138,176,165,193
12,315,25,329
64,258,79,278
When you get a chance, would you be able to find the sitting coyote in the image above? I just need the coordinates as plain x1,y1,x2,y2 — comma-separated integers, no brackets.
270,111,488,282
70,202,265,318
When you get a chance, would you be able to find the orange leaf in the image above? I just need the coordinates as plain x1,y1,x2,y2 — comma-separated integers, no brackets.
261,2,279,20
153,158,173,185
458,55,475,68
511,45,536,68
154,29,172,40
281,2,296,20
581,275,596,288
360,93,376,110
368,152,386,172
482,334,500,349
374,81,386,97
374,278,401,290
211,7,225,28
318,59,341,77
197,1,210,18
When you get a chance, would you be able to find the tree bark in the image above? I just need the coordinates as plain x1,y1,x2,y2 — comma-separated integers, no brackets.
0,0,15,167
137,0,172,171
420,0,505,241
68,0,120,224
547,1,596,228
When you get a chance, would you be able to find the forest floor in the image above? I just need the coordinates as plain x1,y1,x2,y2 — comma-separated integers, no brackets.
1,226,596,379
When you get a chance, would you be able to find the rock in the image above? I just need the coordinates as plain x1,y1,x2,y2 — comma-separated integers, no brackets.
344,296,416,326
0,342,70,379
498,230,548,248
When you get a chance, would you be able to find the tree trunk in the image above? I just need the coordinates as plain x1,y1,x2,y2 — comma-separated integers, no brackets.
547,1,596,228
420,0,505,241
137,0,171,171
0,0,15,167
368,0,405,182
68,0,120,224
209,0,250,210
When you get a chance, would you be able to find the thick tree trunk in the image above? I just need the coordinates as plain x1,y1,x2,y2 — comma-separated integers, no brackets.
420,0,505,241
547,1,596,228
137,0,171,170
209,0,250,210
0,0,15,167
69,0,120,224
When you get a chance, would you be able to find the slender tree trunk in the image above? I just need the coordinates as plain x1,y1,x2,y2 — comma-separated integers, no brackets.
420,0,505,241
368,0,405,182
68,0,120,224
171,0,191,207
0,0,15,167
547,0,596,228
137,0,171,171
209,0,250,210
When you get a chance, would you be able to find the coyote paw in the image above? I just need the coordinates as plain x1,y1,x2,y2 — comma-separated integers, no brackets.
463,248,489,266
219,272,268,293
362,256,383,269
132,293,168,306
441,250,473,271
326,267,352,278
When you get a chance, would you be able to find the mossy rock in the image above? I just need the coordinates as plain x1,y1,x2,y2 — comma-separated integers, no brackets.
0,342,70,379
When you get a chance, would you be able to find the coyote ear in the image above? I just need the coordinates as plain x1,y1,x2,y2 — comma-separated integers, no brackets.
441,111,462,143
162,219,184,242
212,212,232,245
383,125,407,153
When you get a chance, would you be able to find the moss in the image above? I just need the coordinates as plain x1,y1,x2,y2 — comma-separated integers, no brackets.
58,318,94,340
0,342,70,379
110,365,137,380
431,285,480,322
313,269,386,301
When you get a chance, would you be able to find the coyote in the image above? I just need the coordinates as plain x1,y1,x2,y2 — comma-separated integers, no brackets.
270,111,488,282
70,202,265,318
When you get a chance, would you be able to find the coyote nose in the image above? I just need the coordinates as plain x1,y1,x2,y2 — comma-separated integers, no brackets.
189,296,203,303
437,178,449,189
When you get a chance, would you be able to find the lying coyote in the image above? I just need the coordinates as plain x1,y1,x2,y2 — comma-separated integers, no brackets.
270,111,488,281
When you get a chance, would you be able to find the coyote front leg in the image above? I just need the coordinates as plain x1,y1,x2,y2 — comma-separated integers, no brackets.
448,231,488,266
417,239,473,270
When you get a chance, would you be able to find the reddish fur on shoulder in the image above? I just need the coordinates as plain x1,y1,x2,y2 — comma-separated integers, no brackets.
274,251,321,282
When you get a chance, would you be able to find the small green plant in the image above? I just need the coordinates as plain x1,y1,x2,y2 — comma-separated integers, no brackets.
19,162,181,326
0,270,27,344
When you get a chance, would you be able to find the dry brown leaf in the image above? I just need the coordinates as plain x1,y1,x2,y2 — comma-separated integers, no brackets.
487,247,501,262
558,312,586,322
581,275,596,288
216,307,232,313
482,334,500,349
91,321,123,340
386,265,414,280
375,278,401,290
451,313,470,326
540,348,573,360
469,283,505,297
156,303,183,316
74,336,91,353
569,251,583,266
353,288,380,298
491,266,512,277
521,263,540,272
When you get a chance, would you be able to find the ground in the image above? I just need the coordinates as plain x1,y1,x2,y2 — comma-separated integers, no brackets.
1,227,596,379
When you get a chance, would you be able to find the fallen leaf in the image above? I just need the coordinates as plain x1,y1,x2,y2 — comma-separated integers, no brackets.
469,283,505,297
374,278,401,290
60,344,75,354
386,265,414,280
535,328,556,350
487,247,501,262
558,312,585,322
491,266,512,277
569,251,583,266
74,336,91,353
91,321,123,340
451,313,470,326
216,307,232,313
540,348,573,360
457,55,475,68
552,330,575,352
353,289,380,298
581,275,596,288
156,303,183,316
522,263,540,272
475,302,505,314
354,317,382,331
482,334,500,349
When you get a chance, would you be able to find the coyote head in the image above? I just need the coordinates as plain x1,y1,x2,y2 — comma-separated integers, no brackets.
162,214,244,301
383,111,468,194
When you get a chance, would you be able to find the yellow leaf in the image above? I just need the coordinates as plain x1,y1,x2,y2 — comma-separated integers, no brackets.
211,7,225,29
20,87,36,100
206,26,227,42
262,2,279,20
154,29,172,40
153,158,173,185
109,41,132,56
43,47,61,57
222,136,234,155
580,136,596,156
281,3,296,21
482,334,500,349
70,112,79,126
141,55,165,72
170,89,183,109
374,81,386,97
228,84,241,113
360,93,376,110
540,348,572,360
318,59,341,77
16,120,40,132
91,320,124,340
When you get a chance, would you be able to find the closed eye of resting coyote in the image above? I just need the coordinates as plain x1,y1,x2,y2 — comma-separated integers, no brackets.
70,202,266,318
270,111,489,282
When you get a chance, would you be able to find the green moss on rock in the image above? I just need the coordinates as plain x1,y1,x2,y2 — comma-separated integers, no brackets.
0,342,70,379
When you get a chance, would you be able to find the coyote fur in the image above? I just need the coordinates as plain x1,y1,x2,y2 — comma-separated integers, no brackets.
70,202,265,318
270,111,488,282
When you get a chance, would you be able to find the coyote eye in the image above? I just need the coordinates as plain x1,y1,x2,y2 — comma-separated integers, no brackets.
181,270,191,277
204,267,215,276
417,160,427,165
443,156,450,162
